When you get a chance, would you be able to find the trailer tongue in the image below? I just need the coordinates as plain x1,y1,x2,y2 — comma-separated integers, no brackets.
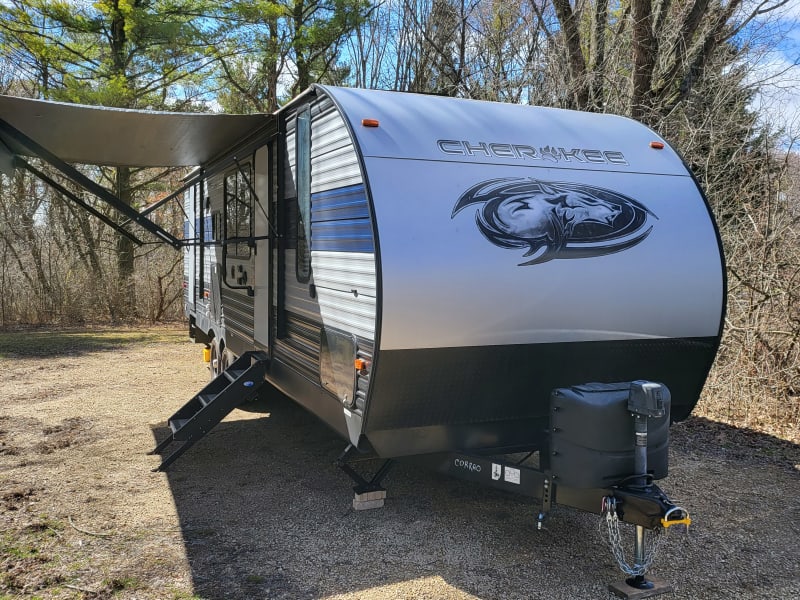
334,379,691,597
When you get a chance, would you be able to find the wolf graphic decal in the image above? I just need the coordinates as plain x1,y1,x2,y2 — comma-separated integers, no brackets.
451,178,656,266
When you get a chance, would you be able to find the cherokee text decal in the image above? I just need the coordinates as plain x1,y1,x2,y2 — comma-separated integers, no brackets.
437,140,628,165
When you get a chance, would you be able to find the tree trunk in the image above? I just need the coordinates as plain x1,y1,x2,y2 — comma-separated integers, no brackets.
631,0,656,121
589,0,608,111
266,13,280,112
115,166,135,320
293,0,311,95
552,0,589,109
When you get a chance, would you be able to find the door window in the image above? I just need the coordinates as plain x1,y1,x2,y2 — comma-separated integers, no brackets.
224,164,252,258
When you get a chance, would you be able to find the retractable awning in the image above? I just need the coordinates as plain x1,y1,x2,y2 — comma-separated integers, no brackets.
0,95,269,168
0,95,271,248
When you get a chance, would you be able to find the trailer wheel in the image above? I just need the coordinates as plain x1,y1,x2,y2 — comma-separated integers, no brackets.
220,347,235,373
209,338,221,379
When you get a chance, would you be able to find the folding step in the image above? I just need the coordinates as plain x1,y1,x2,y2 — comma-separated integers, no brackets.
169,418,191,433
149,351,269,471
197,393,215,407
224,368,246,382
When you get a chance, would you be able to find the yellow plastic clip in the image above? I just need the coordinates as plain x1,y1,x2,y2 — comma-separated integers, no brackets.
661,506,691,529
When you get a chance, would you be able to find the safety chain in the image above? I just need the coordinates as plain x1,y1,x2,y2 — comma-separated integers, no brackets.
599,496,666,577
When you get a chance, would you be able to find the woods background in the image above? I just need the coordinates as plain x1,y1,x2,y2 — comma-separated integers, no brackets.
0,0,797,440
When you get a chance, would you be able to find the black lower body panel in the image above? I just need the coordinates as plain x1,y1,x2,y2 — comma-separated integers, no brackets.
266,357,349,440
364,337,717,457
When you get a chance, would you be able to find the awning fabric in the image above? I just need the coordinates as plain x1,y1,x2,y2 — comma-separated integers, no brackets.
0,95,269,167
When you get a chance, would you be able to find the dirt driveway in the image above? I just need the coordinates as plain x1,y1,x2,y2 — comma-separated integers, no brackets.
0,326,798,599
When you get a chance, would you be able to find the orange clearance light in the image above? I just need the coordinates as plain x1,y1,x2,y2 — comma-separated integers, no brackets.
361,118,380,128
354,358,367,371
650,141,665,149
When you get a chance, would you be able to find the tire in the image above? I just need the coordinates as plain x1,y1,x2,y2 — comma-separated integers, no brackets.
220,347,236,372
209,338,222,379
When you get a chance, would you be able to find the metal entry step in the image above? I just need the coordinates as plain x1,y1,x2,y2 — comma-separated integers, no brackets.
149,351,269,471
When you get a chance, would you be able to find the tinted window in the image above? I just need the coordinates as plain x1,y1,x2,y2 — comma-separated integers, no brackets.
296,107,311,282
223,165,252,258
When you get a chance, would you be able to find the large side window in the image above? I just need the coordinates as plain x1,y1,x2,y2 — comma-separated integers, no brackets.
223,164,252,258
295,107,311,283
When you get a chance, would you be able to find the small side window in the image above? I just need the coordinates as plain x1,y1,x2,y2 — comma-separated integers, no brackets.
296,107,311,282
223,165,252,258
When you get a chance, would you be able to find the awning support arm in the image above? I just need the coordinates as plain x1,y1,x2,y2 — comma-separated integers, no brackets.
128,170,202,221
233,155,278,238
0,117,182,249
17,157,144,246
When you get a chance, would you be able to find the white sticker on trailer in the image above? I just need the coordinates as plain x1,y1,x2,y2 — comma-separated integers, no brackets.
492,463,501,480
504,467,521,485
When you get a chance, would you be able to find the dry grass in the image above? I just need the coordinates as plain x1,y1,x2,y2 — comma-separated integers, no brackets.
699,348,800,445
0,326,797,600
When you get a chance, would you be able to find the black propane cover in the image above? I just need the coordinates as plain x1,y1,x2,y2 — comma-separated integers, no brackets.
549,382,670,489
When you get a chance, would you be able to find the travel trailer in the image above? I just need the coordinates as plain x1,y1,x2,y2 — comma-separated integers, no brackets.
0,86,725,591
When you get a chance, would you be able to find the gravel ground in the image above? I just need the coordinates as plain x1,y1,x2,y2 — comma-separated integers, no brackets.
0,326,798,599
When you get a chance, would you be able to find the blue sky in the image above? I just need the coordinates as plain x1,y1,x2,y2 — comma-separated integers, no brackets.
748,3,800,146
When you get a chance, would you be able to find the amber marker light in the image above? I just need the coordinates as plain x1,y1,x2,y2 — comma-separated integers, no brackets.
362,118,380,127
354,358,368,371
650,141,665,149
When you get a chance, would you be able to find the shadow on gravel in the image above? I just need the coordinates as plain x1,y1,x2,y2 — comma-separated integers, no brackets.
670,416,800,470
154,392,800,600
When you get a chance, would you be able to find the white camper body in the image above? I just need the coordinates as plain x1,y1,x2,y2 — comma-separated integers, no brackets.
181,86,724,458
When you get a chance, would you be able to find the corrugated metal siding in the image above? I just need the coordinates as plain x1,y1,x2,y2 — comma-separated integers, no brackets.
311,251,377,296
207,174,224,322
311,99,362,193
183,184,197,308
282,121,308,316
284,248,321,321
311,219,373,253
184,183,213,318
276,92,377,414
310,184,370,221
307,95,377,345
273,313,320,381
278,117,324,374
317,288,376,340
286,121,296,175
220,288,254,340
311,185,374,253
198,180,214,322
